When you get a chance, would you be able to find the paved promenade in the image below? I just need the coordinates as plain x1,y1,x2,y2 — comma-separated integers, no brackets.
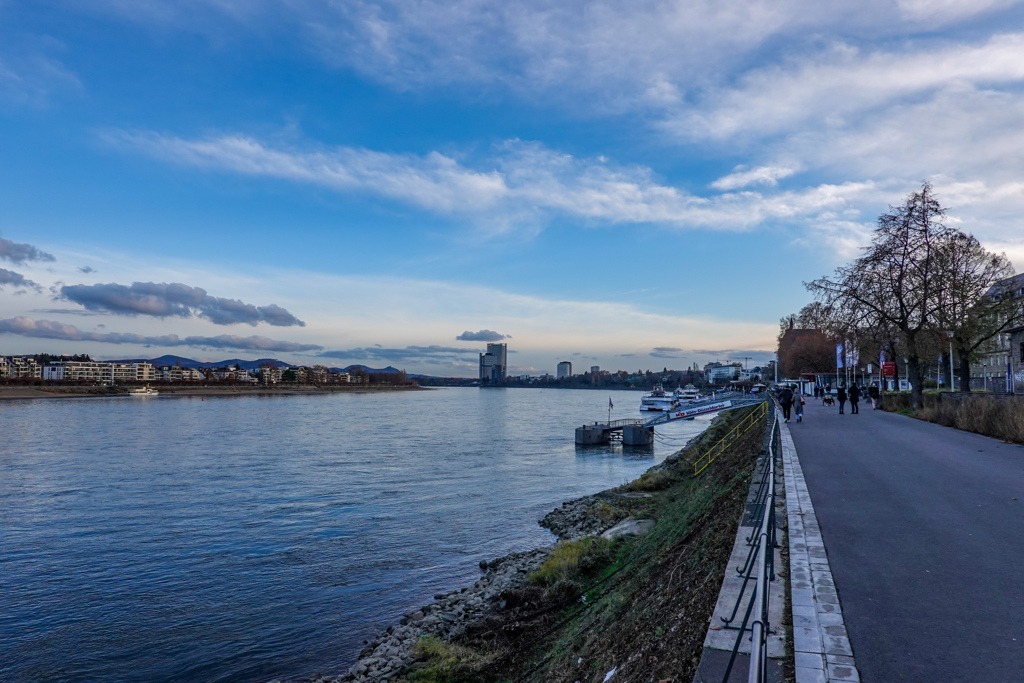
787,400,1024,682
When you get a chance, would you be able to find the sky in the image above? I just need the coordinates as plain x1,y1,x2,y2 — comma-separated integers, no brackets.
2,0,1023,377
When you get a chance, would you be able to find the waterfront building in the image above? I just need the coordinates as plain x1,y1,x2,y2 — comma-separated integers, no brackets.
258,366,283,384
590,365,600,373
5,357,42,379
43,360,111,382
556,361,572,379
0,356,10,378
704,361,742,384
479,343,507,383
161,365,205,381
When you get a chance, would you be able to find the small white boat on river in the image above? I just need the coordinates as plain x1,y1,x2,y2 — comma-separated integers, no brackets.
640,385,677,411
128,386,159,397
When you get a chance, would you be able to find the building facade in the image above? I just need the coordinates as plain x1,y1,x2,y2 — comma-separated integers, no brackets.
1009,325,1024,394
479,343,508,383
970,273,1024,392
3,357,42,379
556,361,572,379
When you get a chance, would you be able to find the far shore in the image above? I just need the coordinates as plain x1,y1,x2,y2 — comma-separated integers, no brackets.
0,383,428,401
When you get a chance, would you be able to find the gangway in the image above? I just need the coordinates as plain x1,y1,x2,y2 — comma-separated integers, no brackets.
575,392,767,446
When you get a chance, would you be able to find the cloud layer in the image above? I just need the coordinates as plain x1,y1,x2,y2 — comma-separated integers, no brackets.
0,235,55,264
0,316,322,352
60,281,305,326
455,329,508,341
0,268,40,291
319,345,480,364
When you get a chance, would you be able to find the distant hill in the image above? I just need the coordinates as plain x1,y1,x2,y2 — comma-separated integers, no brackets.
338,364,403,374
107,355,296,371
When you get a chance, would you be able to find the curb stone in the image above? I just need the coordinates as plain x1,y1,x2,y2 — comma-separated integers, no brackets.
780,421,861,683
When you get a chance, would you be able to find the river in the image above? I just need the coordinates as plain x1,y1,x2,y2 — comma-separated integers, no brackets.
0,387,714,682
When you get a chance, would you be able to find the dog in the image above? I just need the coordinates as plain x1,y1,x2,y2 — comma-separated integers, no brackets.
822,395,835,406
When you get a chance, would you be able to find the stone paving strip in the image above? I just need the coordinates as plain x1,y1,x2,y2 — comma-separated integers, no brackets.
780,422,861,683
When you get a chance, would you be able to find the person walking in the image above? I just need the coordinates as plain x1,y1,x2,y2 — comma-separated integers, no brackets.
837,385,847,414
779,384,794,422
868,383,880,410
793,385,805,422
849,383,861,414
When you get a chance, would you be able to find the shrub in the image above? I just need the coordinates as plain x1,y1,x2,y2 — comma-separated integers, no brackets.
528,537,614,586
886,393,1024,445
624,470,674,492
408,637,496,682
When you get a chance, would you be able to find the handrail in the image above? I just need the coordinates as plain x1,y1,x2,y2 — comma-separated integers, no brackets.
693,400,768,475
747,410,778,683
720,402,779,683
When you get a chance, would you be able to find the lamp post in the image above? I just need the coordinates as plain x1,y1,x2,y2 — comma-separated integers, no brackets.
946,331,955,392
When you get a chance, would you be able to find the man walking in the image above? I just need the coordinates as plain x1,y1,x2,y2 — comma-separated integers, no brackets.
837,385,847,414
779,384,794,422
849,384,861,414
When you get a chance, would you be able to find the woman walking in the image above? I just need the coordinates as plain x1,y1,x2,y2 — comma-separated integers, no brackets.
869,383,880,410
793,386,805,422
837,385,847,414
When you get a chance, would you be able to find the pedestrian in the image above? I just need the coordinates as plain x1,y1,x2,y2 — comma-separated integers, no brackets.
849,383,861,414
793,385,805,422
779,384,794,422
837,385,847,414
868,383,879,410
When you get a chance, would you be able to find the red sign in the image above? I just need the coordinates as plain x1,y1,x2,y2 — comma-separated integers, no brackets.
882,362,897,378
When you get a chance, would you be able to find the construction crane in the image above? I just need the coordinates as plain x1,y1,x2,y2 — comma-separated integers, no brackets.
738,357,753,369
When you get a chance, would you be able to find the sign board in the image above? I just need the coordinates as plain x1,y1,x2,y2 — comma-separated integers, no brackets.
882,361,897,378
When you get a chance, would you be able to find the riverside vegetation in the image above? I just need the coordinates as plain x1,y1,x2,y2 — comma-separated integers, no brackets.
314,406,767,683
881,392,1024,445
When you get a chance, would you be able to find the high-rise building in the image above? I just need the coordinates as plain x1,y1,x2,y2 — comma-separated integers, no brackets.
590,366,600,373
479,343,507,383
557,361,572,379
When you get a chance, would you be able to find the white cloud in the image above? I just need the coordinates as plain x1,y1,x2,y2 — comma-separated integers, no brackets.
664,33,1024,143
711,165,798,190
110,130,892,232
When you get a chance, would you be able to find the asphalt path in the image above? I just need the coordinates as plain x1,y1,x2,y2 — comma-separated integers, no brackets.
786,399,1024,682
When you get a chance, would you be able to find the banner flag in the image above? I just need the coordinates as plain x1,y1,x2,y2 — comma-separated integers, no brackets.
836,343,844,369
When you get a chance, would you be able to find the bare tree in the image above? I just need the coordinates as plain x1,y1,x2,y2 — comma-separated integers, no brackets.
807,183,951,409
934,233,1018,392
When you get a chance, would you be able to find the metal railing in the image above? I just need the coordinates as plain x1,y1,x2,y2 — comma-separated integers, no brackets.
721,404,779,683
693,400,769,476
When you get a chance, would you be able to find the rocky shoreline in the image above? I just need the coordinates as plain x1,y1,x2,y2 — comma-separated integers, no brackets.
311,429,712,683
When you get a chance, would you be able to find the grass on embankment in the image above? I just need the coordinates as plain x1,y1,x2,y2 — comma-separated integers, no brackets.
401,405,768,683
882,392,1024,444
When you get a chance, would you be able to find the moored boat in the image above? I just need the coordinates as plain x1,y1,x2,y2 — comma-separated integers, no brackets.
673,384,701,403
128,385,159,397
640,384,677,411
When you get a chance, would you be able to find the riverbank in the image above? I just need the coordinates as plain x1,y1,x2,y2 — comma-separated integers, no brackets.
308,406,765,683
0,383,427,400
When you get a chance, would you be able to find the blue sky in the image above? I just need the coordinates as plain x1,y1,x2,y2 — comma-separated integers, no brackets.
2,0,1024,376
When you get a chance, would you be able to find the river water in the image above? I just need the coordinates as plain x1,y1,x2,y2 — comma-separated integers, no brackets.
0,387,714,682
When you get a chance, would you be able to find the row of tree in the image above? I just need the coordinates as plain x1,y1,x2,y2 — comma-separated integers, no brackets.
785,182,1022,409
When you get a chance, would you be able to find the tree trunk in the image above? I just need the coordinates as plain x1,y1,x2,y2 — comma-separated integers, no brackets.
940,350,951,390
907,357,925,409
957,348,972,393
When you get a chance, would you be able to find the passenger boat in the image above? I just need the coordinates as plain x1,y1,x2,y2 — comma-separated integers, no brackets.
673,384,701,403
640,384,677,411
128,385,159,397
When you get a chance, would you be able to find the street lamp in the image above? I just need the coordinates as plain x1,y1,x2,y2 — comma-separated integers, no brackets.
946,331,955,392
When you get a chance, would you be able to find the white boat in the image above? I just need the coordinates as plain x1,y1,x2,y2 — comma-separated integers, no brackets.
640,384,677,411
128,386,159,397
673,384,701,403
